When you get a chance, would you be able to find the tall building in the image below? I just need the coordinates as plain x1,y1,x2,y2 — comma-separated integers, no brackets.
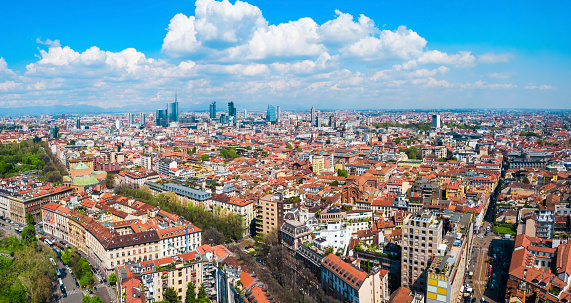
49,126,58,139
156,109,168,127
310,106,316,126
140,113,146,126
432,114,441,129
256,194,284,235
128,113,134,127
243,109,247,119
75,117,81,129
227,101,236,118
168,94,179,123
401,211,443,292
276,106,281,123
209,101,216,119
115,119,121,130
267,104,276,124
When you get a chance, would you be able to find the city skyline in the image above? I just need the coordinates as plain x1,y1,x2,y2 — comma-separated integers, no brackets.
0,0,569,111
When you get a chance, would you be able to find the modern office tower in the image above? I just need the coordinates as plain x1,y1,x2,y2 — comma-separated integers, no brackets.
329,115,335,127
276,106,281,123
61,114,66,119
310,106,316,126
243,109,247,119
128,113,134,127
267,104,277,124
115,119,121,130
49,126,58,139
401,211,443,292
220,113,227,125
168,94,179,123
227,101,236,118
209,101,216,119
432,114,441,129
140,113,146,126
75,117,81,129
156,109,168,127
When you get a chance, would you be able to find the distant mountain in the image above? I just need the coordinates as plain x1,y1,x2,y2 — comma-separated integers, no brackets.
0,104,209,116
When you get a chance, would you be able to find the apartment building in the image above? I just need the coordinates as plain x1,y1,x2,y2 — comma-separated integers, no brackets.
426,213,473,303
280,220,313,250
115,169,160,189
210,194,255,237
158,225,202,257
0,176,73,224
256,194,284,234
321,253,390,303
401,211,443,292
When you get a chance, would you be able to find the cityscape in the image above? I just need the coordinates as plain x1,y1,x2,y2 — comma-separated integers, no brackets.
0,1,570,303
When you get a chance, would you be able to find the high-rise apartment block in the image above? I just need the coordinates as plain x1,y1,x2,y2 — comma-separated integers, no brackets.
256,194,284,234
401,211,443,292
432,114,441,129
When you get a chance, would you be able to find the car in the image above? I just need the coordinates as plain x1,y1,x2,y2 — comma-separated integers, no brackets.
65,265,72,273
75,281,79,288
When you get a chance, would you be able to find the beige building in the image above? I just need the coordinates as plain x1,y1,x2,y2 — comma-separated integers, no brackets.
256,194,284,235
210,194,255,237
401,211,443,292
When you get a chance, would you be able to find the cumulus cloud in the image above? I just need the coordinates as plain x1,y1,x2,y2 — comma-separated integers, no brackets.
524,84,552,90
342,26,426,60
318,10,377,47
162,14,201,56
271,52,336,74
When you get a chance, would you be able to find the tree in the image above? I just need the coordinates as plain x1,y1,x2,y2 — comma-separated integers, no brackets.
537,139,544,146
329,180,339,186
197,284,207,299
163,287,180,303
336,169,347,177
451,156,458,161
436,158,445,162
61,248,72,265
202,227,225,246
286,143,293,149
26,213,35,225
91,296,104,303
200,154,209,161
407,147,418,160
185,282,196,303
108,273,117,285
46,171,62,183
21,225,36,245
105,173,114,188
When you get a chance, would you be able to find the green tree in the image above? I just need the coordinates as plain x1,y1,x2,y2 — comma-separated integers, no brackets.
329,180,339,186
198,284,207,299
108,273,117,285
336,169,347,178
200,154,209,161
451,156,458,161
286,143,293,149
164,287,180,303
83,296,92,303
436,158,445,162
105,173,114,188
185,282,196,303
26,213,35,225
61,248,72,265
537,139,544,146
91,296,104,303
21,225,36,245
407,147,418,160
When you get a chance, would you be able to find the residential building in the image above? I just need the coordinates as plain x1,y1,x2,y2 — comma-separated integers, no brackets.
256,194,284,234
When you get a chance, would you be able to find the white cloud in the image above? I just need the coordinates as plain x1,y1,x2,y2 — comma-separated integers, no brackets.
318,10,377,47
487,72,513,79
162,14,201,57
343,26,426,60
271,52,335,74
524,84,552,90
194,0,266,45
417,50,475,67
247,18,325,59
478,53,512,63
35,38,61,48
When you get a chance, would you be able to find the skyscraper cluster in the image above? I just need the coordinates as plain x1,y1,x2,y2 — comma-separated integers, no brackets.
155,94,179,127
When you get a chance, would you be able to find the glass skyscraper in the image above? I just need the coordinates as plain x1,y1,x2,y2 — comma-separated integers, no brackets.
267,104,276,124
210,101,216,119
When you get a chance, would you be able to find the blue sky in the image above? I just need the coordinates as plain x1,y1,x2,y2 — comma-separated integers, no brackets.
0,0,569,110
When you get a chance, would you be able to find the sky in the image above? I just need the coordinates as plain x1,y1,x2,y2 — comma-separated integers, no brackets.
0,0,569,111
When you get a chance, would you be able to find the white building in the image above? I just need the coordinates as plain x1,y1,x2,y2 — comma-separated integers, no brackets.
313,222,352,255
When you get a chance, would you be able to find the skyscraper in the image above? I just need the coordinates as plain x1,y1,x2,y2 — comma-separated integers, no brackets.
168,93,179,123
276,106,281,123
243,109,247,119
75,117,81,129
156,109,168,127
140,113,146,126
432,114,441,129
116,119,121,129
228,101,236,118
49,126,58,139
128,113,134,127
209,101,216,119
267,104,276,124
310,106,316,126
